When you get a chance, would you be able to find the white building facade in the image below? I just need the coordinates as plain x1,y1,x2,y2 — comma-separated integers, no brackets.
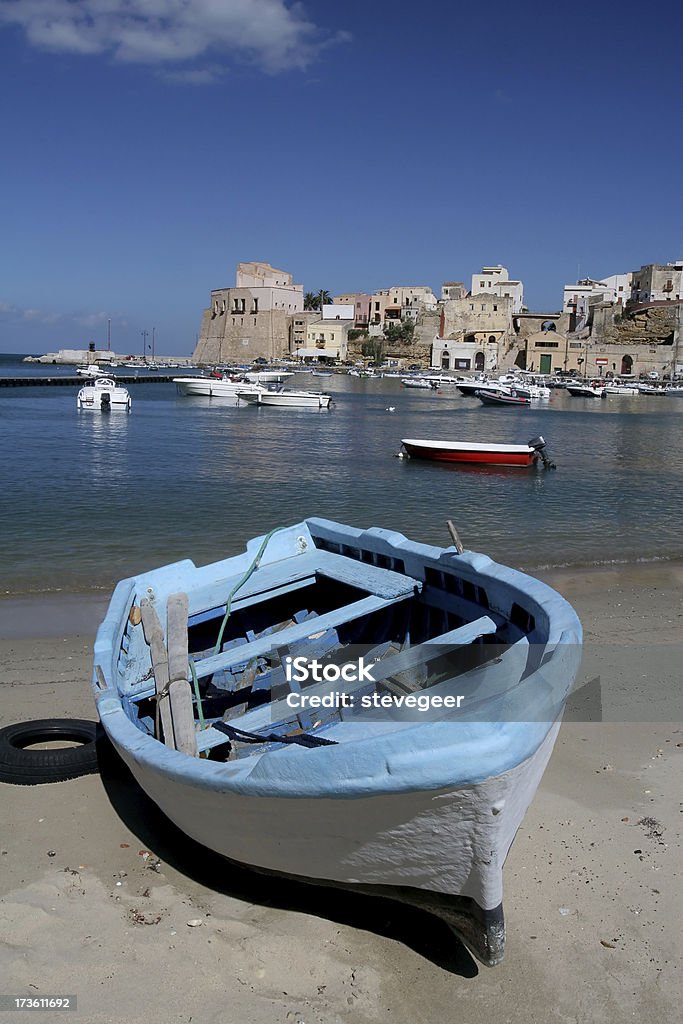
471,266,524,314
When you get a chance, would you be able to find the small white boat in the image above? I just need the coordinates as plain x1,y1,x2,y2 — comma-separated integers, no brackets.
243,370,294,384
401,378,439,390
77,377,131,411
237,389,332,409
458,374,491,393
601,384,640,396
173,377,265,400
76,365,106,378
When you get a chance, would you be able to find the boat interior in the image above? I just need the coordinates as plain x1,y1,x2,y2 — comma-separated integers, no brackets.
110,528,559,761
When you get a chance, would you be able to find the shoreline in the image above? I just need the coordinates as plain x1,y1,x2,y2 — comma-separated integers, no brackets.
2,553,682,628
1,559,681,1021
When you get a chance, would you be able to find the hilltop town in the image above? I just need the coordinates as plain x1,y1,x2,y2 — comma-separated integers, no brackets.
30,258,682,379
192,259,683,379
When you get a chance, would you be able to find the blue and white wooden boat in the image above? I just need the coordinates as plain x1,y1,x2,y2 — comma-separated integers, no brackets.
92,519,582,966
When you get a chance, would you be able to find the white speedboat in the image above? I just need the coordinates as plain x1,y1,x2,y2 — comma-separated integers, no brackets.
243,370,294,384
76,365,106,378
77,377,131,411
566,382,604,398
237,389,332,408
601,384,640,396
401,378,439,390
173,376,265,400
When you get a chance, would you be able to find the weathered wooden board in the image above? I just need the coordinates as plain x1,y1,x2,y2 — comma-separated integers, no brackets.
140,598,175,748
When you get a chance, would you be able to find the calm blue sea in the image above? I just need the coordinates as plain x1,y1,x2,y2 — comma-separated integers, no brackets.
1,353,681,594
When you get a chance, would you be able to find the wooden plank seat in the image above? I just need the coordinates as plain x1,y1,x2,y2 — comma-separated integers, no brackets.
196,614,497,753
187,549,422,629
193,590,416,682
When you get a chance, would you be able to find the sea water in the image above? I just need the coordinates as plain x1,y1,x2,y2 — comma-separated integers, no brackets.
1,354,681,594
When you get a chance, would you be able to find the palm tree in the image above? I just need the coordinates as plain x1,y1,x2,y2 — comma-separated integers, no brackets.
304,290,332,311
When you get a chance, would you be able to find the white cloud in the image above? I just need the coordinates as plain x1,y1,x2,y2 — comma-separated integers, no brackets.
21,307,64,324
0,0,347,73
0,302,117,327
74,311,111,328
0,302,64,324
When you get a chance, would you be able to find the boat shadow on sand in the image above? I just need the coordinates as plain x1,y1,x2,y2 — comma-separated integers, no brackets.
96,734,479,977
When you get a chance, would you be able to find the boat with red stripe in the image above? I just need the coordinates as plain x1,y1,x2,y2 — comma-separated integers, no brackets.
400,436,554,468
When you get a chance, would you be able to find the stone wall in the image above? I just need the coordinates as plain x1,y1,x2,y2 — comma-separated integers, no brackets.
192,293,293,364
591,303,678,346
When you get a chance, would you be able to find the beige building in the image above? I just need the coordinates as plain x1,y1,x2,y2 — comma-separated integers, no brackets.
289,310,320,354
630,261,683,303
192,261,304,364
471,266,524,314
301,309,352,361
441,281,467,301
369,285,438,328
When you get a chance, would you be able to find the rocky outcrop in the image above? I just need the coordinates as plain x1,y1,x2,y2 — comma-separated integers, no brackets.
591,304,678,345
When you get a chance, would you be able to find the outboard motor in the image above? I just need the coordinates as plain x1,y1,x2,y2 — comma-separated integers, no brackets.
528,435,556,469
100,392,111,410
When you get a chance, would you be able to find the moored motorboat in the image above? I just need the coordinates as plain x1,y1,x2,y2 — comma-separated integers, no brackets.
401,378,439,390
401,436,553,467
173,376,265,399
76,364,106,378
237,388,332,408
566,382,604,398
76,377,131,411
243,370,294,384
476,389,531,407
457,377,490,396
92,517,581,967
601,384,640,396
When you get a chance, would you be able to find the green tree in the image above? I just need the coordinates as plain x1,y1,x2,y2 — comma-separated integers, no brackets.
304,290,332,311
361,338,385,363
383,319,415,345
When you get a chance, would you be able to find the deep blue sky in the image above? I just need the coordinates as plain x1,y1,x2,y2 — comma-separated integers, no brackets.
1,0,681,355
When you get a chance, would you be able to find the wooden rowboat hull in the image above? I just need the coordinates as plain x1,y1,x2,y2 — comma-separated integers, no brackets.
402,440,536,467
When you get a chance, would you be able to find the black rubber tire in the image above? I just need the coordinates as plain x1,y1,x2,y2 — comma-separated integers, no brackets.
0,719,100,785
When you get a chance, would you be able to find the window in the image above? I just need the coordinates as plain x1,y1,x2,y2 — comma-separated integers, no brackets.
535,341,559,349
493,304,498,311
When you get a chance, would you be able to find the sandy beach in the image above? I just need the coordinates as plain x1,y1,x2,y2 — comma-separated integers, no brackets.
1,561,681,1023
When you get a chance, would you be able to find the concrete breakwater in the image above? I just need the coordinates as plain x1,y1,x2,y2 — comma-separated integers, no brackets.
0,374,178,387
